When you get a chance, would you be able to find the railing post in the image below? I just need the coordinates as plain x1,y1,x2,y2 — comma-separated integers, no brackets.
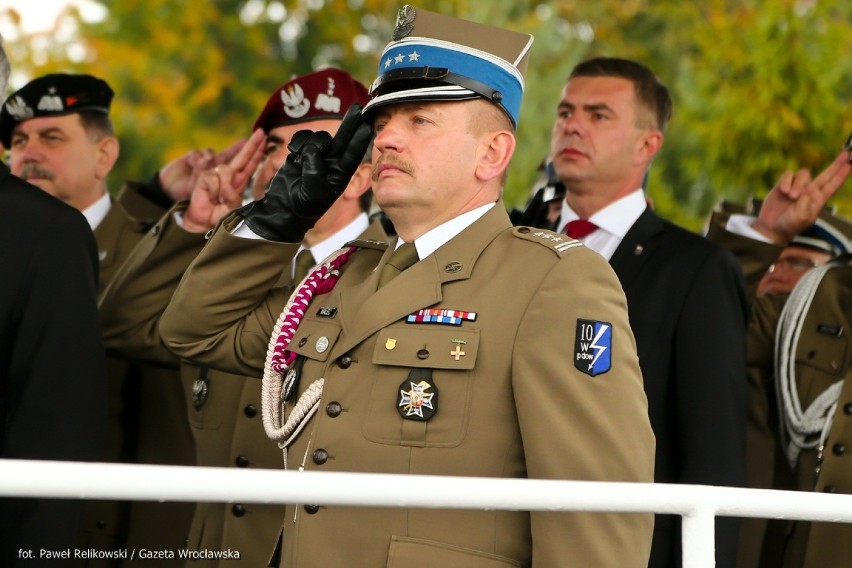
681,505,716,568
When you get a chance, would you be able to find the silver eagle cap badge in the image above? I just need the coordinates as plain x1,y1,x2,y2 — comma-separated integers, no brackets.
392,5,416,41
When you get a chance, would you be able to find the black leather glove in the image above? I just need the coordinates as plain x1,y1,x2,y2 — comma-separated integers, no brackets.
241,104,373,242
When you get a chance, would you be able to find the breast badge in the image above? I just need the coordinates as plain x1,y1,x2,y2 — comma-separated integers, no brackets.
192,368,209,409
450,339,467,361
397,369,438,421
316,306,338,318
574,319,612,377
283,357,306,402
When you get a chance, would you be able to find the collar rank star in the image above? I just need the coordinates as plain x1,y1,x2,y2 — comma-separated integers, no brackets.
574,319,613,377
407,308,477,326
397,369,438,421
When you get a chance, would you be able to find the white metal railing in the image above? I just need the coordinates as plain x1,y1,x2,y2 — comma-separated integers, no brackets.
3,459,852,568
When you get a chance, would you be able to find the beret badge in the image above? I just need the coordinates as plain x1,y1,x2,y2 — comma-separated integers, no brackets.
4,96,34,121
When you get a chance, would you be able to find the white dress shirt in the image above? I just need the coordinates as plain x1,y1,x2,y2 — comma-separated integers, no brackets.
557,189,646,261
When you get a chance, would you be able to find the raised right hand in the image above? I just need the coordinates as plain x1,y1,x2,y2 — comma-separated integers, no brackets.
241,104,373,242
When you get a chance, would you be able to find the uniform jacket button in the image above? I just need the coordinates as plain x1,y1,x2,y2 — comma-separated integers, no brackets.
312,449,329,465
304,504,320,514
235,455,250,468
337,354,352,369
417,349,430,360
244,404,258,418
232,504,247,517
326,401,342,417
832,443,846,456
844,402,852,415
298,338,307,347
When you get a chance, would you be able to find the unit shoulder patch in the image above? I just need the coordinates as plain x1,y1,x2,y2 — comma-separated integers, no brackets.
511,226,584,256
574,319,613,377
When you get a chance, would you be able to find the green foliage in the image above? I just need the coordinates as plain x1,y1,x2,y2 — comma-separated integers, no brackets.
3,0,850,228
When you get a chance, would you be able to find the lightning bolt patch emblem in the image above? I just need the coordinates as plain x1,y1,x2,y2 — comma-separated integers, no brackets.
574,319,613,377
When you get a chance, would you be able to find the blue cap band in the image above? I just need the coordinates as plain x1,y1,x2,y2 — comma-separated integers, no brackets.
364,38,525,127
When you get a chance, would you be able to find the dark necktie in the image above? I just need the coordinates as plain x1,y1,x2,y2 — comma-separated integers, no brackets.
377,242,418,289
564,219,598,239
293,249,316,283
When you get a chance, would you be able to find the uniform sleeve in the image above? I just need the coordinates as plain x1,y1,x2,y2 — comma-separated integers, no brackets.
115,178,172,223
745,293,787,487
98,202,206,365
512,247,655,567
705,212,783,301
159,215,300,377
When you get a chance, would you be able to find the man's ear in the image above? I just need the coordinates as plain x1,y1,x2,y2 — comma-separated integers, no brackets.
475,130,515,183
341,162,373,200
636,130,663,164
95,136,120,180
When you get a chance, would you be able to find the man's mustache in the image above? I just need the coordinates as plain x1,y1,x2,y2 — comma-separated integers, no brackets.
372,157,414,180
18,163,54,181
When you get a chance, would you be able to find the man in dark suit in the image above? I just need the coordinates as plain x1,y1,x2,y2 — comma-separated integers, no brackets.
0,37,108,566
529,56,749,567
0,71,193,562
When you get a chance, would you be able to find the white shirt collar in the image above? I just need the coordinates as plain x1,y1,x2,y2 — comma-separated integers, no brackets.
558,188,647,239
306,212,371,263
81,192,112,231
401,202,495,259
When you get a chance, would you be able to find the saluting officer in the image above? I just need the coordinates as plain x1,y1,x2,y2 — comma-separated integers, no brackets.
98,68,387,566
160,5,655,567
707,148,851,568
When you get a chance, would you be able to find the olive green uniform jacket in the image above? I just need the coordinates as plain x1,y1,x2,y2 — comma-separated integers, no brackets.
159,205,656,568
709,220,852,568
76,187,194,567
748,260,852,568
100,203,390,566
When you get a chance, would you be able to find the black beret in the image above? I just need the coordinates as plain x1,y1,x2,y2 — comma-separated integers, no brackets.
0,73,114,147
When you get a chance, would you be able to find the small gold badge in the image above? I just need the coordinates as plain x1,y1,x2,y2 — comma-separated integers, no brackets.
385,338,397,350
450,339,467,361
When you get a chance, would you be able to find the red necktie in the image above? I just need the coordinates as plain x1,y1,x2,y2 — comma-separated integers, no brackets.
564,219,598,239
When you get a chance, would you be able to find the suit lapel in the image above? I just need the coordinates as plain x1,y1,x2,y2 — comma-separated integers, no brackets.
609,208,665,289
334,206,510,354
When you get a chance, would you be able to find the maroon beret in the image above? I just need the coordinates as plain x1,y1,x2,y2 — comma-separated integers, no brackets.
253,68,369,133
